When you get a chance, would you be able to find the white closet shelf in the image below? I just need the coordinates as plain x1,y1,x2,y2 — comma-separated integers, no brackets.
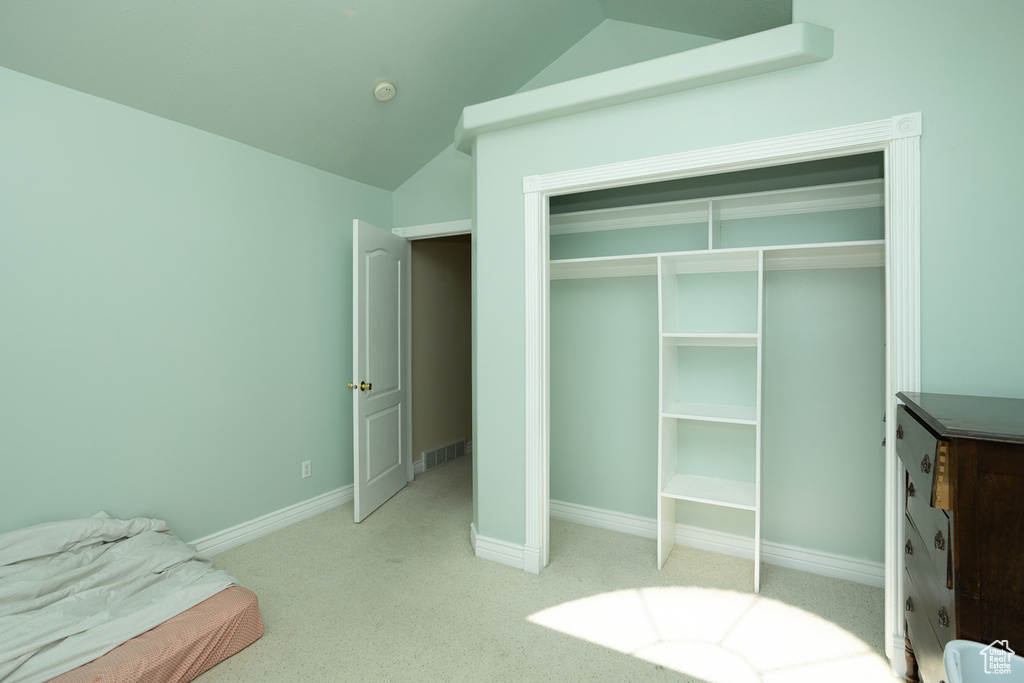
662,249,760,274
663,332,758,347
661,474,756,510
551,197,708,235
762,240,884,270
550,240,883,280
662,402,757,424
549,254,657,280
549,178,883,235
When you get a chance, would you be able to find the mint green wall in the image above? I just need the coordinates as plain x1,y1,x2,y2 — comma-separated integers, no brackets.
518,20,718,92
0,67,391,541
720,207,883,248
392,19,714,227
473,0,1024,550
762,267,884,560
550,276,658,515
392,145,472,227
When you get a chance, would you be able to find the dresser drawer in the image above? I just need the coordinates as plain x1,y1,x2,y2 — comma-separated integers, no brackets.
904,514,945,596
905,568,948,683
897,404,939,499
906,487,953,588
904,515,956,643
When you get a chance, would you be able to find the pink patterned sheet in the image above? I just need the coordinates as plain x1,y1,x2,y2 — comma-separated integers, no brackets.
47,587,263,683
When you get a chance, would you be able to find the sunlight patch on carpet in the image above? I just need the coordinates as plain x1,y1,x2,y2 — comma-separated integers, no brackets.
528,587,896,682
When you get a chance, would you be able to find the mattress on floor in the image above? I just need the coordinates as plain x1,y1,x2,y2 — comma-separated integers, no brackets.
46,586,263,683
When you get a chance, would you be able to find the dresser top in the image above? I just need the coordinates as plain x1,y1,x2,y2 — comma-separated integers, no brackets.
897,391,1024,444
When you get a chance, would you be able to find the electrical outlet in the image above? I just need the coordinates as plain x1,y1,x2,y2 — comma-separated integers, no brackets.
301,460,311,479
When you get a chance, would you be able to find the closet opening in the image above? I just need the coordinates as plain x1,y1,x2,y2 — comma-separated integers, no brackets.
522,113,920,662
547,152,888,592
410,234,473,480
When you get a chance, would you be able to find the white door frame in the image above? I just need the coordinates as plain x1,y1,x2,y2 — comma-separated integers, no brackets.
392,218,472,241
389,219,474,474
522,113,921,669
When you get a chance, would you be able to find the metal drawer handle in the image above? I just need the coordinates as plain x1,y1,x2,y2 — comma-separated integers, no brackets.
937,606,949,628
906,597,914,612
905,539,914,555
934,530,945,551
907,482,915,498
921,455,931,474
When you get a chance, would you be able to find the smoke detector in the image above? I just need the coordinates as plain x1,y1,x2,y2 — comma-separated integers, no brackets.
373,81,396,102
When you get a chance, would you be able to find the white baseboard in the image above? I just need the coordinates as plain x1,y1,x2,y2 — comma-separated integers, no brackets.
550,499,884,588
470,522,525,570
549,500,657,538
191,485,353,557
414,459,425,476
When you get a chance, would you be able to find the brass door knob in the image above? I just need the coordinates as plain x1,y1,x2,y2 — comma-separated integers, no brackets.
360,381,372,392
348,382,356,390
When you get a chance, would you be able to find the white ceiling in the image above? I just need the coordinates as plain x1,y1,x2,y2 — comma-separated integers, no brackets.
0,0,790,190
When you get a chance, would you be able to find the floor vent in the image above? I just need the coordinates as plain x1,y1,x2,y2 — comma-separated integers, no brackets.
422,438,469,473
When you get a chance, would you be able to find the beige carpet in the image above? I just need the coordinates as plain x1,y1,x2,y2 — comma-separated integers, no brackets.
197,456,899,682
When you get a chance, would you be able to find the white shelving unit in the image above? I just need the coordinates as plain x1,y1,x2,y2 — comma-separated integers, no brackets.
658,247,764,590
548,178,886,593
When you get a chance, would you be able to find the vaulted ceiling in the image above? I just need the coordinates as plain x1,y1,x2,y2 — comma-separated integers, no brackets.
0,0,790,190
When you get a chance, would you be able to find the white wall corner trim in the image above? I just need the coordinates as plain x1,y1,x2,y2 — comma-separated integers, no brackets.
471,522,526,570
522,113,921,670
523,189,550,574
455,22,834,154
549,500,884,587
392,218,472,240
190,485,353,557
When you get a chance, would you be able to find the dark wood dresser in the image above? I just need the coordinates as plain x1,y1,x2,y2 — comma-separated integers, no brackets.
896,392,1024,683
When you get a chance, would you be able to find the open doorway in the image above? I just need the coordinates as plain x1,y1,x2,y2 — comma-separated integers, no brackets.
411,234,473,475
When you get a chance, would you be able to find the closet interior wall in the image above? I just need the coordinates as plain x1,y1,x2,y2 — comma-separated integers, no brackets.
548,155,887,590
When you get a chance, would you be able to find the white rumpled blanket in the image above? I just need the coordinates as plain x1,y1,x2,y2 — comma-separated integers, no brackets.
0,512,236,683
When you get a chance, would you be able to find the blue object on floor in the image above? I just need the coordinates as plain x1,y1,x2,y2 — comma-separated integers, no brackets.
944,639,1024,683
